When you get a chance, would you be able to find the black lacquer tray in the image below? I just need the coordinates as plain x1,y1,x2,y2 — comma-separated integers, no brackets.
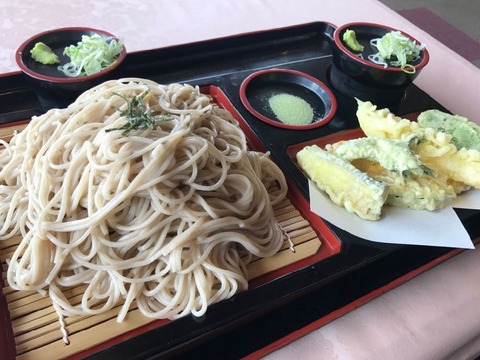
1,22,478,360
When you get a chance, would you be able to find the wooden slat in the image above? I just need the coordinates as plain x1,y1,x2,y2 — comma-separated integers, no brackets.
247,240,321,280
0,124,28,141
16,308,157,360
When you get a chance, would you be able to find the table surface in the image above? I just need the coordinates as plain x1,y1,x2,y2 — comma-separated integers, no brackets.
1,1,480,359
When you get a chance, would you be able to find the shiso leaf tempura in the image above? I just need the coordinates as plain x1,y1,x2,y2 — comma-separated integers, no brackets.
417,110,480,151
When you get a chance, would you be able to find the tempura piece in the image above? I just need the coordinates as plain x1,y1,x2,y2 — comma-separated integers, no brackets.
297,145,388,220
356,99,421,139
327,135,427,176
327,135,456,210
417,109,480,151
356,100,480,188
352,159,457,211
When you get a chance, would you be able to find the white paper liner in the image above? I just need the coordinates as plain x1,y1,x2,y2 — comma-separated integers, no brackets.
308,180,480,249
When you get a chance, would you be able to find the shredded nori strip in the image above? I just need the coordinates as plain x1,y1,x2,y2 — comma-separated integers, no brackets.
106,91,172,136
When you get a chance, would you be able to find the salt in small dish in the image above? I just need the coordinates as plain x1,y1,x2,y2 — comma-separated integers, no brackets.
239,68,337,130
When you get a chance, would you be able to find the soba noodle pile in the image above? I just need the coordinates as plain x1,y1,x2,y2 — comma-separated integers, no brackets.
0,78,288,322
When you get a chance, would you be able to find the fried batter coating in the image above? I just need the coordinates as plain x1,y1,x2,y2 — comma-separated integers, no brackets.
418,109,480,151
297,145,388,220
351,159,457,211
327,135,428,176
356,100,480,188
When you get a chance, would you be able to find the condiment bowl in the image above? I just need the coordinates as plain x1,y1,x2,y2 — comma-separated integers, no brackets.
331,22,429,88
239,69,337,130
15,27,126,107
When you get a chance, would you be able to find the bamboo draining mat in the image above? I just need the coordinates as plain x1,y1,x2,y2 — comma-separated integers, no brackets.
0,122,322,360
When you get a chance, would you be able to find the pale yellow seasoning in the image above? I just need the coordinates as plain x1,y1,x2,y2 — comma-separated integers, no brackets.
268,93,314,125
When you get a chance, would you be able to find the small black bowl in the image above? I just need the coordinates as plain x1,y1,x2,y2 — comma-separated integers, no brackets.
332,22,429,89
16,27,126,108
239,69,337,130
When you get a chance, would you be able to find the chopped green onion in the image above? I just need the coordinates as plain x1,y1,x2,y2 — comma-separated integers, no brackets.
401,64,416,74
368,31,425,73
58,34,124,77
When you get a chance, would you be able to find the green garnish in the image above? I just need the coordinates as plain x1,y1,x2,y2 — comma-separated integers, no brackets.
370,31,425,73
106,91,172,136
58,34,124,77
30,42,60,65
343,29,364,52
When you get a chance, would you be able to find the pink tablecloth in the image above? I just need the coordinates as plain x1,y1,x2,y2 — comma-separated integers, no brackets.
264,248,480,360
2,0,480,122
1,1,480,359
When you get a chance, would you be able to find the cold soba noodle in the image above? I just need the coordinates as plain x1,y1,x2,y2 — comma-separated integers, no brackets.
0,78,288,324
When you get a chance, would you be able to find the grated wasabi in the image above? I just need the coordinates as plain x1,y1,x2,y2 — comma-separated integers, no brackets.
268,93,314,125
343,29,364,52
30,42,60,65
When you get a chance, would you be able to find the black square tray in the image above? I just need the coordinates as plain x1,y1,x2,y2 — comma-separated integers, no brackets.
0,22,478,359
